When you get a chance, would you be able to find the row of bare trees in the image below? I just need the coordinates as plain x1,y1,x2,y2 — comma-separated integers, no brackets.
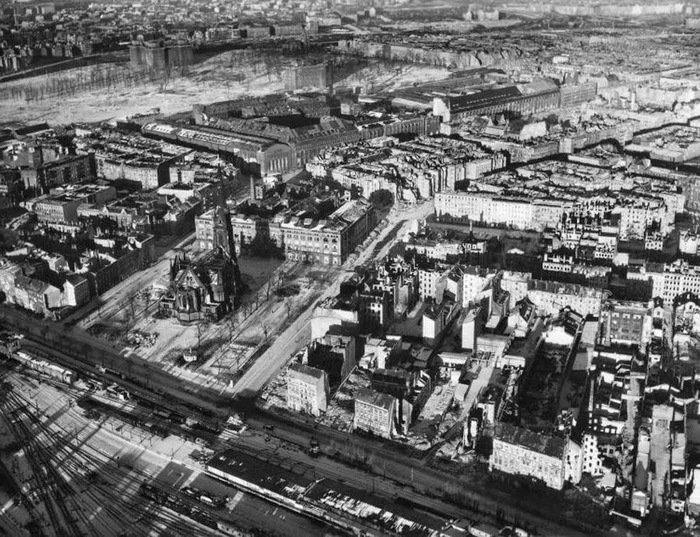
0,48,295,103
0,63,183,103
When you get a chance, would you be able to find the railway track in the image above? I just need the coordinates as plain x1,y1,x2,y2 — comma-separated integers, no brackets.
3,396,83,536
2,383,218,537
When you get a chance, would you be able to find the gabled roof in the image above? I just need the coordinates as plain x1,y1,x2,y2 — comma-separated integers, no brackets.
356,388,395,410
175,265,206,290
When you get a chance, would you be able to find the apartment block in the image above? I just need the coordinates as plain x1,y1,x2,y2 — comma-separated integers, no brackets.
286,363,329,417
354,388,396,438
490,423,570,490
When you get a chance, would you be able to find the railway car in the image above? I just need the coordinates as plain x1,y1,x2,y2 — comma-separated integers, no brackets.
13,351,76,384
152,409,171,419
139,483,170,505
169,412,187,424
13,351,36,368
199,493,225,509
188,507,218,530
46,363,76,384
216,520,247,536
192,420,222,435
137,399,156,410
146,423,170,438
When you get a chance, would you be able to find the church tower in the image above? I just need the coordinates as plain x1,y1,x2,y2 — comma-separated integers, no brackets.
195,206,237,256
192,205,242,309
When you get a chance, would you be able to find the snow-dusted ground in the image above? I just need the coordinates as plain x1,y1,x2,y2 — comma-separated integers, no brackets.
0,52,454,126
0,50,286,125
334,62,451,94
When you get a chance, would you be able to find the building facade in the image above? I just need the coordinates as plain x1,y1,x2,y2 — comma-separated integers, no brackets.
30,185,117,224
600,301,650,346
490,423,569,490
286,363,329,416
354,389,396,439
282,199,376,265
195,206,237,255
434,192,568,232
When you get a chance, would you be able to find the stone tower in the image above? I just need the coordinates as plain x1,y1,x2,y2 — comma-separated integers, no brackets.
195,206,237,257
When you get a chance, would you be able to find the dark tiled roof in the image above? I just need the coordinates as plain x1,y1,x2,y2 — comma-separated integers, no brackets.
288,362,326,380
494,422,567,458
14,275,49,294
356,388,395,410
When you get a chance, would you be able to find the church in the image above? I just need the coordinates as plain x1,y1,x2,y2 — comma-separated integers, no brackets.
159,207,242,322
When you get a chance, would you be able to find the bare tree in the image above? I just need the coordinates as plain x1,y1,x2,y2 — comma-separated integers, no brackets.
126,294,138,331
226,315,236,341
259,319,269,340
264,281,273,302
196,321,210,352
143,290,153,315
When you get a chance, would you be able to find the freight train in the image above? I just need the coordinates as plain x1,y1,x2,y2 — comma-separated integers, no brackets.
12,350,77,384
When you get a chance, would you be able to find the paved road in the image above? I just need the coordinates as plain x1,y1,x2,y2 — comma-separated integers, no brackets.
231,286,338,398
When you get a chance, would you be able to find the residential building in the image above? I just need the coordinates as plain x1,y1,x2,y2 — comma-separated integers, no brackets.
527,280,604,317
418,266,449,301
354,388,396,438
306,334,357,388
11,275,62,316
129,40,193,71
490,423,572,490
282,199,376,265
286,363,329,417
434,192,568,232
28,184,117,224
158,181,223,211
63,274,90,307
600,301,651,347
